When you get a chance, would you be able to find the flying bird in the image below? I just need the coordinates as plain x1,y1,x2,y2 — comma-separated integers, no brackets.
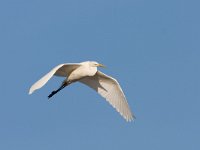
29,61,135,121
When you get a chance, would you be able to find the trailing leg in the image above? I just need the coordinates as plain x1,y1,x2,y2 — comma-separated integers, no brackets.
48,81,70,99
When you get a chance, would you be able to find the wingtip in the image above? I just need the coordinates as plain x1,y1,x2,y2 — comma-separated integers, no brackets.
28,89,33,95
126,114,136,122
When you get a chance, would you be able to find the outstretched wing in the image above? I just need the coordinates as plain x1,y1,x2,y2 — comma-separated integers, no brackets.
79,71,134,122
29,63,80,94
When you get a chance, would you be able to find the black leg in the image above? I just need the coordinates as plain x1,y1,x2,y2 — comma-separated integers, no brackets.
48,84,66,99
48,90,58,99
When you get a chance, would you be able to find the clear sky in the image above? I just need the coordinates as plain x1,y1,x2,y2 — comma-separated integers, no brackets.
0,0,199,149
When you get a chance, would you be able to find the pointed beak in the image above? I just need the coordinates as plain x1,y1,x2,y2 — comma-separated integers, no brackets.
98,63,106,68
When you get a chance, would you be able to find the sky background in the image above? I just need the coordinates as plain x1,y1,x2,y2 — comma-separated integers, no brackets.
0,0,200,149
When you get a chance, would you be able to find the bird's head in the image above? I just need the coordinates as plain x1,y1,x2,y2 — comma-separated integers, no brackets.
90,61,106,68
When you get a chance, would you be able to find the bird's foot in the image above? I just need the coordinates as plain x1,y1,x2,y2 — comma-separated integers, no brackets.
48,83,67,99
48,90,57,99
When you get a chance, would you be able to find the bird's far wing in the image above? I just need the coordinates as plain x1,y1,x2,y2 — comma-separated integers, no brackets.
79,71,134,122
29,63,80,94
54,63,80,77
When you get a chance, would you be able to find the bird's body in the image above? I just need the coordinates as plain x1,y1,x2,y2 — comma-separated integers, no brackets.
67,61,97,82
29,61,135,121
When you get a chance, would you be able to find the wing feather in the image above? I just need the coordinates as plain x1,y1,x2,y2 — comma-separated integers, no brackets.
29,63,80,94
79,71,135,121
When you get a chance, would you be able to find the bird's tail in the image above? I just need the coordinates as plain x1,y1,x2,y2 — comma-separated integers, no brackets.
48,82,68,99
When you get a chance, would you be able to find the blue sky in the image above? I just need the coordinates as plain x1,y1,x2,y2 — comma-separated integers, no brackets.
0,0,200,149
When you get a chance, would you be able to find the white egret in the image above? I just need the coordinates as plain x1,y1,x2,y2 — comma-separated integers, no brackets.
29,61,135,121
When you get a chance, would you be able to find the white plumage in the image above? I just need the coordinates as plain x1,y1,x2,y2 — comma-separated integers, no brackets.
29,61,135,121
